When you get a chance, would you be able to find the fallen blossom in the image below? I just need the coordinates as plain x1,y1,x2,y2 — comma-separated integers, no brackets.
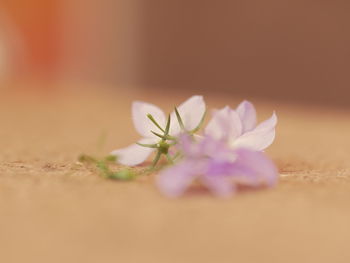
205,101,277,151
111,96,206,166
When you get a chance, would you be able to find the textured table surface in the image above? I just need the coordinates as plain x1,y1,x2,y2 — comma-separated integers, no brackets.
1,89,350,263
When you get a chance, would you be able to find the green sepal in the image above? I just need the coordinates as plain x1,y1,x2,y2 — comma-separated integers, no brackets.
136,142,158,148
174,107,186,131
151,131,175,141
164,114,171,135
190,109,207,133
147,113,165,133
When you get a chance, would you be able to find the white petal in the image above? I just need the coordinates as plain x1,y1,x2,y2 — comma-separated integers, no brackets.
111,138,157,166
236,100,257,132
232,112,277,151
205,106,242,141
254,111,277,132
170,95,206,135
132,101,166,137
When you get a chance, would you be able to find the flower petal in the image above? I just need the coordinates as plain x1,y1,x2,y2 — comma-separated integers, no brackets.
231,112,277,151
254,111,277,132
201,175,235,197
156,160,196,197
132,101,166,137
228,148,278,186
205,106,242,142
111,138,157,166
170,95,206,135
177,134,198,157
236,100,257,132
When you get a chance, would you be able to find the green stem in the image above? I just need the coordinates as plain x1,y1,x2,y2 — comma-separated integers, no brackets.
166,153,174,164
151,151,162,168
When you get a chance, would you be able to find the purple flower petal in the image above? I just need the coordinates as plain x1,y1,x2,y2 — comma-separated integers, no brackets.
236,100,257,133
178,134,233,161
157,134,278,197
206,160,236,176
132,101,166,137
111,138,157,166
201,174,235,197
176,134,199,157
229,148,278,186
157,160,197,197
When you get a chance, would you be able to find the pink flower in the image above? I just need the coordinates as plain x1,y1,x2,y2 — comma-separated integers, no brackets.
205,101,277,151
157,135,278,198
111,96,206,166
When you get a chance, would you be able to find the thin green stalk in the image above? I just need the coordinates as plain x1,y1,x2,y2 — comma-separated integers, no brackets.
166,153,174,164
151,150,162,168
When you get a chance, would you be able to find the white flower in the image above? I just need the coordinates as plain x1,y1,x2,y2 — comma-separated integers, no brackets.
111,96,206,166
205,101,277,151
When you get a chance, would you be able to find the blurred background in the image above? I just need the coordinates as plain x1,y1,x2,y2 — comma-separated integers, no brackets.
1,3,350,263
0,0,349,106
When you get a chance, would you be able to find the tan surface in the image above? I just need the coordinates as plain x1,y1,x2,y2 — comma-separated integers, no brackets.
1,89,350,263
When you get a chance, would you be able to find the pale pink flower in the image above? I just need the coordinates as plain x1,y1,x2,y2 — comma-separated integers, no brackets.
205,101,277,151
111,96,206,166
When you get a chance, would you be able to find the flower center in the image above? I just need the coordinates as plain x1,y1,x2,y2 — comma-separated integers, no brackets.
158,141,170,154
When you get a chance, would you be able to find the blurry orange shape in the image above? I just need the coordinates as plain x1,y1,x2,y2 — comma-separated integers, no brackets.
1,0,59,80
0,35,6,79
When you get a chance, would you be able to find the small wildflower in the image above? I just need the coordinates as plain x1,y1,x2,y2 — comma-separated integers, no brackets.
157,135,278,197
111,95,206,166
205,101,277,151
108,96,279,198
